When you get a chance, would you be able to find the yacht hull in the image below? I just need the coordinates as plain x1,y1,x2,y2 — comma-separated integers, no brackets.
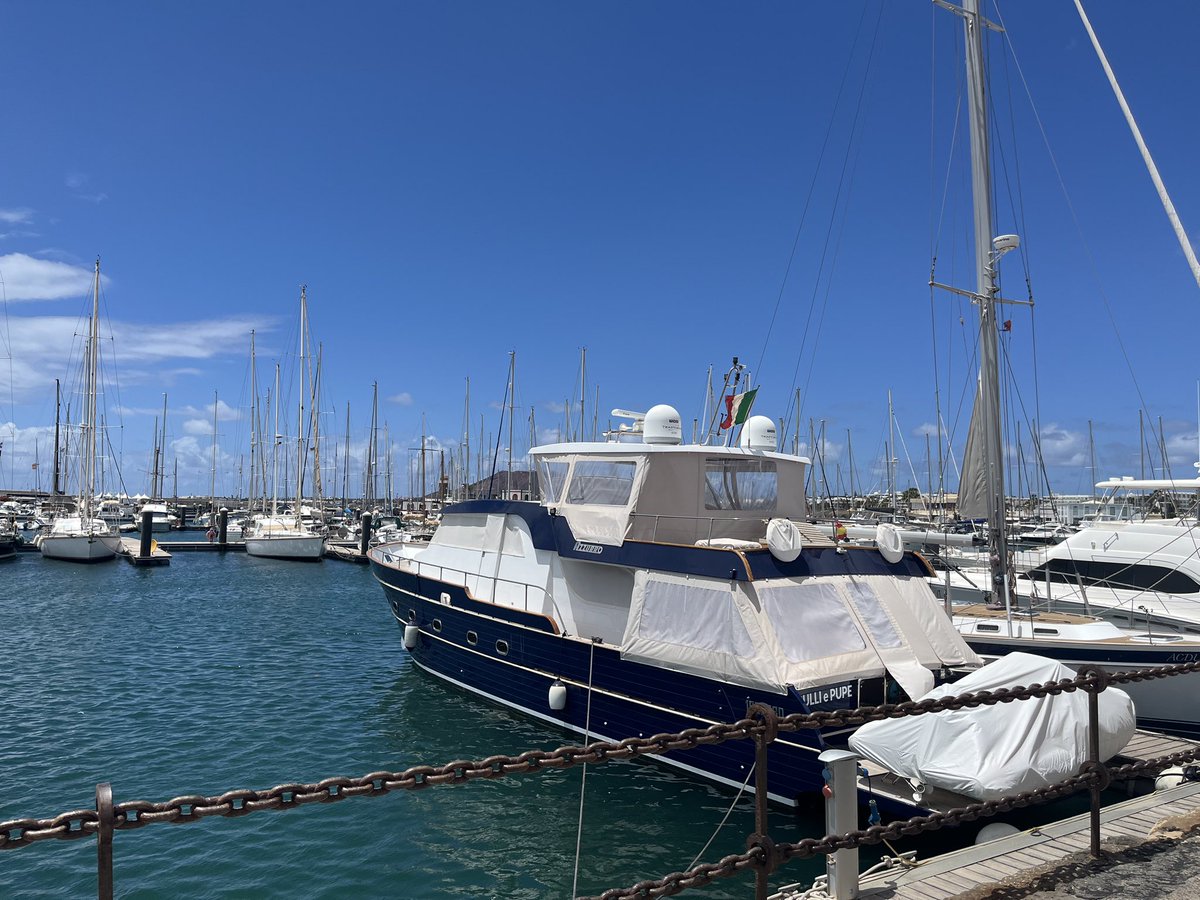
371,559,887,810
965,636,1200,737
40,533,121,562
245,535,325,560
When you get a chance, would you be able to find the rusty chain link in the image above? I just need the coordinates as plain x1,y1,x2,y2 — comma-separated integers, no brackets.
3,656,1200,871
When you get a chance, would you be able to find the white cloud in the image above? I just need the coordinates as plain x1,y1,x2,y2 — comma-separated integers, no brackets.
0,253,105,302
1037,423,1087,467
0,208,34,225
388,392,413,406
0,314,269,401
544,400,566,414
179,399,242,422
913,422,939,438
65,172,88,189
182,418,211,436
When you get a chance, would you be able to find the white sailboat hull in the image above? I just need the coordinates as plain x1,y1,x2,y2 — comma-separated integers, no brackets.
245,534,325,560
40,533,121,562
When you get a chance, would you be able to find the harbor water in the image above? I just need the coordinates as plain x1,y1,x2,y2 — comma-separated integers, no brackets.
0,550,861,898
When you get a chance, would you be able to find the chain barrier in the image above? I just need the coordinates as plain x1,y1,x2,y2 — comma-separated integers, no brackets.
3,658,1200,898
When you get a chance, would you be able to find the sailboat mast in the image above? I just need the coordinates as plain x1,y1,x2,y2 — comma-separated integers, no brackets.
507,351,515,498
296,285,307,519
271,364,281,517
962,0,1010,597
210,390,219,515
342,402,350,512
81,258,101,521
158,393,167,498
52,376,61,496
248,331,258,511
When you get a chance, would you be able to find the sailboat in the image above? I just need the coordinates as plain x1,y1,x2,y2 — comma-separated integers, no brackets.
244,286,326,561
40,259,122,562
932,0,1200,737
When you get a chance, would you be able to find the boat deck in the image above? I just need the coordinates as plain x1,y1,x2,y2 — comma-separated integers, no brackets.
849,779,1200,899
118,537,172,566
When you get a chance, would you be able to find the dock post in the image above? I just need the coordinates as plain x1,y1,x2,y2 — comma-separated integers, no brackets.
138,512,153,557
96,782,113,900
218,508,228,546
359,512,372,556
818,749,860,899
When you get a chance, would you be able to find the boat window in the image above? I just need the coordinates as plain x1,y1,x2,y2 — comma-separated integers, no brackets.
844,582,902,649
495,639,509,656
466,631,478,646
538,458,570,504
758,583,866,662
1032,628,1059,636
638,580,755,657
432,619,443,633
704,458,777,511
975,624,1000,632
1032,559,1200,594
567,460,637,506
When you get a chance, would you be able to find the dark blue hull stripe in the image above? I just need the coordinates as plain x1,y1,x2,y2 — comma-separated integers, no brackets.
374,578,881,808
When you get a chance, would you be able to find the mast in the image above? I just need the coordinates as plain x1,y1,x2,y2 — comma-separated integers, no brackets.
296,285,307,523
80,258,101,522
887,390,897,514
961,0,1011,600
52,378,61,496
150,415,160,500
342,402,350,512
1088,418,1097,500
579,346,586,442
158,393,167,498
248,331,259,512
367,382,378,508
209,390,219,516
271,363,281,517
506,351,515,498
311,343,323,504
463,377,471,498
385,421,393,511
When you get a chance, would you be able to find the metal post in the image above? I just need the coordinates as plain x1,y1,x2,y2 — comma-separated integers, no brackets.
359,512,373,556
818,750,861,899
96,782,113,900
746,704,779,900
217,507,228,546
138,512,152,558
1077,665,1109,858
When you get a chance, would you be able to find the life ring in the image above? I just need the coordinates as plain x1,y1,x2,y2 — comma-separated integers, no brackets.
875,523,904,564
766,518,803,563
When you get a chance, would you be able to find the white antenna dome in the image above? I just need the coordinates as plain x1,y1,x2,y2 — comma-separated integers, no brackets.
643,404,682,445
739,415,777,451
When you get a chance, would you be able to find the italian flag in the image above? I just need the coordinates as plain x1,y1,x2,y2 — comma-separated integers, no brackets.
720,388,758,429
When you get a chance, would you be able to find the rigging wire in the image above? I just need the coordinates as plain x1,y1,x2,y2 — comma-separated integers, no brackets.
752,0,875,384
782,0,887,440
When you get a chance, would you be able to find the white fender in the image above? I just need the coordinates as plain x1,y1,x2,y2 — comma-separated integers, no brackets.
765,518,804,563
875,523,904,564
403,624,420,650
548,679,568,711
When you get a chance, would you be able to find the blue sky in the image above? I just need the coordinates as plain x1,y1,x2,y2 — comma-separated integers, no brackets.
2,1,1199,500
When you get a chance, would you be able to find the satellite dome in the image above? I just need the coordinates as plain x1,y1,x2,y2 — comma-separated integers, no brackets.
739,415,777,451
643,404,682,445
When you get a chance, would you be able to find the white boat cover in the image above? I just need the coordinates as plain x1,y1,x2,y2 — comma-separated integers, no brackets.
619,571,980,696
848,652,1136,801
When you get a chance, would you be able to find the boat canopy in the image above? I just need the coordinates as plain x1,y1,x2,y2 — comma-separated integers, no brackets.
619,569,980,696
532,442,809,547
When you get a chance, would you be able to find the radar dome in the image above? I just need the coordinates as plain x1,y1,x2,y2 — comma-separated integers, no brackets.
643,404,682,445
739,415,777,451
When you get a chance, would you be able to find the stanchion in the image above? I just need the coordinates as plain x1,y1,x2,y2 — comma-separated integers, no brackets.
96,782,113,900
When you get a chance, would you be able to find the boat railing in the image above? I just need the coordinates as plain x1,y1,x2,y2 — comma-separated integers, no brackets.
380,552,557,618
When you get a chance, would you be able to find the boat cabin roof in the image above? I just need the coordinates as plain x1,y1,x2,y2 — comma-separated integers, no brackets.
529,440,810,546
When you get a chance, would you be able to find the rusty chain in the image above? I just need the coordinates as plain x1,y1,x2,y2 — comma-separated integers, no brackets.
3,656,1200,867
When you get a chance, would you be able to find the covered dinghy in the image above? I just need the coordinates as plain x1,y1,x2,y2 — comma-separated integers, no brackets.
848,652,1136,801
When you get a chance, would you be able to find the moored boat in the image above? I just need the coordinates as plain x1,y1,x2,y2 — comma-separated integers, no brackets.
370,404,981,809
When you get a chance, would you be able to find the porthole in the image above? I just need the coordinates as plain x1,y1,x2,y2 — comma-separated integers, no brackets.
432,619,443,633
1033,628,1059,636
467,631,478,646
495,639,509,656
407,609,416,622
976,624,1000,632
